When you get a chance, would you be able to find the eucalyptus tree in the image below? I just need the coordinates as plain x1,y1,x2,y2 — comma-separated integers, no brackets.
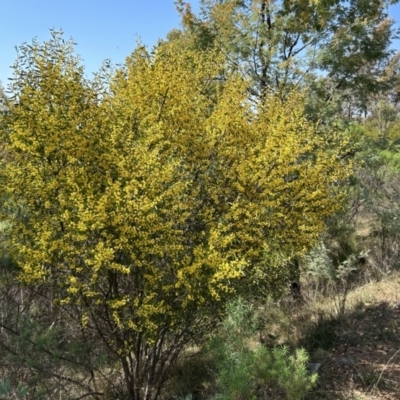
175,0,399,120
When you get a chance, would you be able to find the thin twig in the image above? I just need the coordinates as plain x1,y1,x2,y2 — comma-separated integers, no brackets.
371,348,400,393
157,88,169,122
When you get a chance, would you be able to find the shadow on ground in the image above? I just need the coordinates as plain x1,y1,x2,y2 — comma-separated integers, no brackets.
303,301,400,399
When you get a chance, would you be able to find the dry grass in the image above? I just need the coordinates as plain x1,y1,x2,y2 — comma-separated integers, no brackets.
290,274,400,400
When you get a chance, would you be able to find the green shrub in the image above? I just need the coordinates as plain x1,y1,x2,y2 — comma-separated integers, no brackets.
0,380,27,399
209,299,317,400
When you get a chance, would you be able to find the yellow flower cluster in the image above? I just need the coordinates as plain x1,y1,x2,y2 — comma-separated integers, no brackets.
1,38,350,342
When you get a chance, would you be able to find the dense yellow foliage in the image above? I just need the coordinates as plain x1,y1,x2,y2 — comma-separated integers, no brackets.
1,36,348,346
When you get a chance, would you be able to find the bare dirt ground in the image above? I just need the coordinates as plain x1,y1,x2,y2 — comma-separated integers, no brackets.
303,274,400,399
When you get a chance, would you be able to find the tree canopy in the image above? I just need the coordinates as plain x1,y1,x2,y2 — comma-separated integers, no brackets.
175,0,399,119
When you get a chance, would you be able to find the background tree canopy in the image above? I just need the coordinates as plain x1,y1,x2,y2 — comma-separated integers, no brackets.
174,0,400,121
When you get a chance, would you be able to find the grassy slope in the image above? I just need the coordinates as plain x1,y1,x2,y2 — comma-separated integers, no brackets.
278,274,400,400
168,273,400,400
311,276,399,399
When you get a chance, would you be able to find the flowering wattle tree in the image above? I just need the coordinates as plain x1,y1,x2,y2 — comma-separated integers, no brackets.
1,32,349,399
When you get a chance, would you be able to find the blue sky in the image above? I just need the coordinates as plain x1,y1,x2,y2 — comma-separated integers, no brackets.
1,0,400,87
0,0,200,86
